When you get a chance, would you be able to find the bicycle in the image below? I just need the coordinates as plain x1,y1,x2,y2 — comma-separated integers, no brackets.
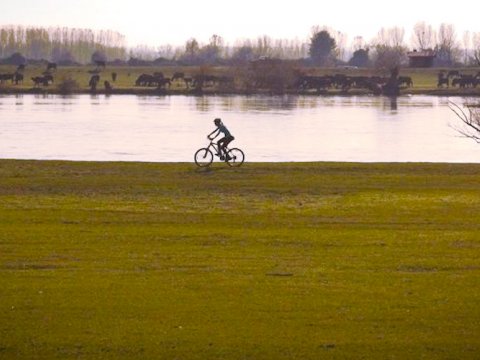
194,138,245,167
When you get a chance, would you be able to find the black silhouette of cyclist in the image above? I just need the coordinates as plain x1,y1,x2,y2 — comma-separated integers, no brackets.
208,118,235,160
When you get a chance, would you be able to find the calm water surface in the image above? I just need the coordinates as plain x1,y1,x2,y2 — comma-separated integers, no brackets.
0,94,478,163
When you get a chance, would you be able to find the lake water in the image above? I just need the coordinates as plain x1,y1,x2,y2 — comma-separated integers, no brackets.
0,94,478,163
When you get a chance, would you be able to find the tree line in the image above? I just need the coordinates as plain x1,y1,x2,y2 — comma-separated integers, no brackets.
129,22,480,68
0,26,126,64
1,23,480,68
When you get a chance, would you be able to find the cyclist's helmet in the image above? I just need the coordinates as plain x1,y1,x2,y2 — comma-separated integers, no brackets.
214,118,221,125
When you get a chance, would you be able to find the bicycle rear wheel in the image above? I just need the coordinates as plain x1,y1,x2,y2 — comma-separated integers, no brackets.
226,148,245,167
194,148,214,167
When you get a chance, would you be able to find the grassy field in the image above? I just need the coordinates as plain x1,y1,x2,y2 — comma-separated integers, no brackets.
0,160,479,359
1,64,480,95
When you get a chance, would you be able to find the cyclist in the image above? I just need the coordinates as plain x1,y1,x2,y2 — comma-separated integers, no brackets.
208,118,235,160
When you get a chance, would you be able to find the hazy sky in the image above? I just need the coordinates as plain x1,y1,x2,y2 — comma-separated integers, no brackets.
1,0,480,47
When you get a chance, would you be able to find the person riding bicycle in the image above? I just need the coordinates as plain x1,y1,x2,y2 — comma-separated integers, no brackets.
208,118,235,160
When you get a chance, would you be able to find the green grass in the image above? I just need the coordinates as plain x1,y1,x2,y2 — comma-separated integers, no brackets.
1,160,479,359
0,65,230,92
1,64,479,95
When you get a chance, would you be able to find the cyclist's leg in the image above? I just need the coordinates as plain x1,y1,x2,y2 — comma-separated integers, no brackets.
223,136,235,159
217,137,226,156
224,135,234,148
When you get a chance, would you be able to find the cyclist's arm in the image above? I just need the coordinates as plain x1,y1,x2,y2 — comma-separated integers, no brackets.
208,128,220,139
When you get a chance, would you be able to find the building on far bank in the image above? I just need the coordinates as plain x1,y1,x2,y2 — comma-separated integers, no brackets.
407,49,436,68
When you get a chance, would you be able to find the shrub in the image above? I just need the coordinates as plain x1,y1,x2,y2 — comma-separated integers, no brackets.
57,76,80,94
238,58,298,93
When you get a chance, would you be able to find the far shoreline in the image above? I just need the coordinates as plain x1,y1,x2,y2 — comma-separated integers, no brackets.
2,64,480,97
1,87,480,97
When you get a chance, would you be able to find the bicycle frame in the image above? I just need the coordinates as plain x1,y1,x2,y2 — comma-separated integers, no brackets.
206,139,230,156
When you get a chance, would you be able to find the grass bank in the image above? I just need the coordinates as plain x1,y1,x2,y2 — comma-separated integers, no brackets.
1,160,479,359
1,65,480,96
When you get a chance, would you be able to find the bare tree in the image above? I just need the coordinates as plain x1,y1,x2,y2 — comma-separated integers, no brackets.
184,38,200,62
256,35,274,58
130,45,157,60
462,31,471,65
411,22,435,50
375,27,405,48
449,101,480,143
0,25,126,63
196,34,225,64
156,44,176,59
352,36,366,51
472,32,480,66
333,31,348,61
371,27,408,70
436,23,460,66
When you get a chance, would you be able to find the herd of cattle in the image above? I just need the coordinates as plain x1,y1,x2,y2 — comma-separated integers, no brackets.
134,72,234,89
0,62,64,87
294,74,413,93
0,61,107,89
0,64,235,91
437,70,480,88
1,62,480,92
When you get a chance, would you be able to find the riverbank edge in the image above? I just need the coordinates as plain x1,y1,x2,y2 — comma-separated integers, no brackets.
1,87,480,97
1,158,479,167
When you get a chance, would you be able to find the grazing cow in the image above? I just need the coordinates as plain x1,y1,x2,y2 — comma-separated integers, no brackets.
452,75,476,88
135,73,165,87
451,78,462,87
192,74,217,88
47,62,57,71
43,74,54,84
362,79,383,95
348,76,364,88
135,73,151,86
16,64,26,72
183,77,192,89
14,72,24,85
104,80,112,92
437,73,449,88
398,76,413,87
0,73,15,84
89,74,100,90
296,75,332,92
31,76,50,87
437,77,449,87
171,72,185,82
156,78,171,89
447,70,460,78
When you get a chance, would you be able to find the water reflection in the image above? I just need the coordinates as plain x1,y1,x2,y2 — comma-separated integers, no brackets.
15,94,24,106
387,97,397,111
193,95,309,112
195,96,211,112
239,95,300,111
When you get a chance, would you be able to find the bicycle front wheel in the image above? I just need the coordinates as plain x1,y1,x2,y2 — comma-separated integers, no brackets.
226,148,245,167
194,148,214,167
